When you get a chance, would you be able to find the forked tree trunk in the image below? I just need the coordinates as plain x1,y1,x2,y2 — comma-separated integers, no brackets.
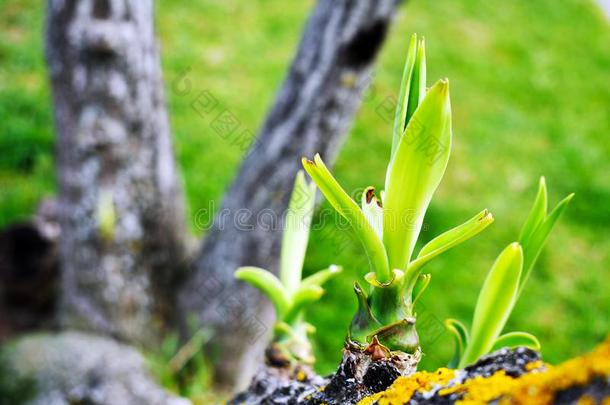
178,0,403,389
46,0,188,345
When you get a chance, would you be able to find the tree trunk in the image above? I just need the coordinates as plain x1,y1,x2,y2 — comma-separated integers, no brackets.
46,0,188,345
178,0,403,390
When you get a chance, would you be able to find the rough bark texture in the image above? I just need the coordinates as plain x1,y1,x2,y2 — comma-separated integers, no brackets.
46,0,188,345
228,346,544,404
178,0,403,390
4,332,191,405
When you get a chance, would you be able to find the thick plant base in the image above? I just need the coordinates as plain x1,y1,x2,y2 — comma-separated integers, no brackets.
306,345,421,404
229,345,420,404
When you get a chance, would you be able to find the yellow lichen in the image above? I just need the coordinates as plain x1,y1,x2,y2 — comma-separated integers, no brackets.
501,338,610,404
440,371,518,405
357,338,610,405
358,368,456,405
577,395,596,405
525,360,545,371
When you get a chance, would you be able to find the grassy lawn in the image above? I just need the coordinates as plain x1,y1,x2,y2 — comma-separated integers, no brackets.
1,0,609,381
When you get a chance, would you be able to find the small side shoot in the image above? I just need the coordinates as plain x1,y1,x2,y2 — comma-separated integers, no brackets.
235,171,342,367
447,178,573,368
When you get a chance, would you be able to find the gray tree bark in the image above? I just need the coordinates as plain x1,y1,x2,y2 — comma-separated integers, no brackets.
46,0,188,345
178,0,403,389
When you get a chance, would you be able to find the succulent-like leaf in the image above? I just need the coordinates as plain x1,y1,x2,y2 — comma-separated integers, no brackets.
364,270,409,330
383,79,452,271
392,34,417,157
361,187,384,240
280,170,317,293
519,193,574,294
445,318,469,369
405,38,427,132
373,317,420,354
417,209,494,259
235,267,291,319
304,322,316,335
301,265,342,288
491,331,541,352
392,34,427,159
274,321,293,336
518,177,547,247
349,282,379,343
302,154,390,281
411,273,431,305
284,284,325,323
460,242,523,367
364,269,405,289
405,209,493,289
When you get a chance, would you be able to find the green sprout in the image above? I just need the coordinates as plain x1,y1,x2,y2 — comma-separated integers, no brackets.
301,34,493,358
446,178,573,368
235,171,342,366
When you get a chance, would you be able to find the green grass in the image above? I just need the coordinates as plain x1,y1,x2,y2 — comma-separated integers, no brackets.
1,0,609,383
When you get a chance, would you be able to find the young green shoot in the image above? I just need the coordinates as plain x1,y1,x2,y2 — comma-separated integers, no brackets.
234,171,341,366
302,34,493,358
447,178,573,368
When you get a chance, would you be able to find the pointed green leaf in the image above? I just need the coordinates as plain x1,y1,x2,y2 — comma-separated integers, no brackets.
235,267,291,319
405,209,493,289
411,273,431,305
301,265,342,288
302,154,390,281
404,38,426,132
418,209,494,259
518,177,547,247
519,193,574,293
392,34,418,158
304,322,316,335
491,331,540,352
445,318,469,369
460,242,523,367
383,79,452,271
280,171,317,293
349,281,380,343
361,187,383,240
274,321,293,336
392,35,426,160
284,284,325,323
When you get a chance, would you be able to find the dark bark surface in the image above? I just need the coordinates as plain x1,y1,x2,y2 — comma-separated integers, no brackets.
46,0,188,345
0,202,59,339
178,0,403,389
229,347,543,405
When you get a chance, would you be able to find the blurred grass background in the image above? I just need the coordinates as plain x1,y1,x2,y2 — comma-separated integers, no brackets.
1,0,609,379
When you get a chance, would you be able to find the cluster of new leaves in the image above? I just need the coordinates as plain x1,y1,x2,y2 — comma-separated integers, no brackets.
446,178,573,368
302,35,493,353
234,32,574,368
235,171,341,363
